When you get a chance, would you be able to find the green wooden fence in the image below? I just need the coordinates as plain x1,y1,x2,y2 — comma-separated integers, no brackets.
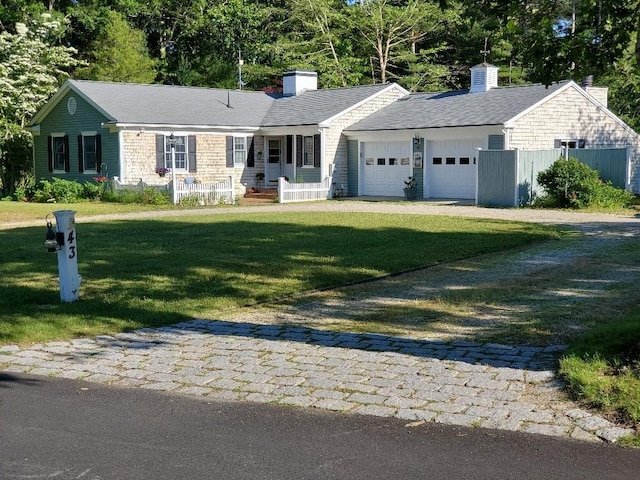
478,148,628,207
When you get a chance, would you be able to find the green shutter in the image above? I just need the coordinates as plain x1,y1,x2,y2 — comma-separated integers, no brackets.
188,135,197,172
47,136,53,172
226,136,234,167
286,135,293,164
77,135,84,172
63,135,70,172
156,134,165,169
313,134,320,168
296,135,303,167
247,136,255,167
96,134,102,172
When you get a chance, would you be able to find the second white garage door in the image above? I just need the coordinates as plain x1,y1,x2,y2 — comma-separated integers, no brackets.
362,142,412,196
427,140,480,199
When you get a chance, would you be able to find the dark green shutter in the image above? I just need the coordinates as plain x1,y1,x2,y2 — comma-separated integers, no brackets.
77,135,84,172
286,135,293,164
96,134,102,172
63,135,70,172
296,135,303,167
226,136,234,167
313,134,320,168
188,135,197,172
47,136,53,172
247,136,255,167
156,134,165,169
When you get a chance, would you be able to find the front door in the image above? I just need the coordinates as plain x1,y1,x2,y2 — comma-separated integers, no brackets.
266,139,282,185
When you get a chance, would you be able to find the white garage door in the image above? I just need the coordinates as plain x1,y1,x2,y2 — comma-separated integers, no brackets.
363,142,412,196
427,140,480,199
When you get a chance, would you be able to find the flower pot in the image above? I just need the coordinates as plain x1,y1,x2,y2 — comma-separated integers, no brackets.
403,187,417,200
158,173,166,177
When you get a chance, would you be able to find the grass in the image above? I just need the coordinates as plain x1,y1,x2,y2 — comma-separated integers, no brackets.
559,312,640,445
0,210,557,345
0,200,185,226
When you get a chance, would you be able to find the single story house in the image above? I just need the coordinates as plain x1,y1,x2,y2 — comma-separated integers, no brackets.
29,64,640,201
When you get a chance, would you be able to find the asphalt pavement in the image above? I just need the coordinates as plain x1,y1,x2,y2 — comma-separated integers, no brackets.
2,373,639,480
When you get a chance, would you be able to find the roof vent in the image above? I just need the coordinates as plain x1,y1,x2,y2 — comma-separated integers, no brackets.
469,63,499,93
282,70,318,97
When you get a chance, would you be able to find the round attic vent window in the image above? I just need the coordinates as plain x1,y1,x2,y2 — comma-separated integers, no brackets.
67,96,77,115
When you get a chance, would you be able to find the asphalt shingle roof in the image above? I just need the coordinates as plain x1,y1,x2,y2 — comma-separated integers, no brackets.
346,81,571,131
259,84,394,127
68,80,275,127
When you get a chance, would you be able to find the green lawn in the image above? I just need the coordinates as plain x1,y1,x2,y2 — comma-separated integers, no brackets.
0,210,558,344
0,200,184,226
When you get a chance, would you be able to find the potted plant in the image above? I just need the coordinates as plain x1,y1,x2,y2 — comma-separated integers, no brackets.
403,176,417,200
155,167,170,177
255,172,265,189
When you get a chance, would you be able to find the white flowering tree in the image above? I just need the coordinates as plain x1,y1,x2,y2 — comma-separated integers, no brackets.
0,13,79,197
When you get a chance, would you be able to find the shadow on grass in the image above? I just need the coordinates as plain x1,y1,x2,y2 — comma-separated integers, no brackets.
0,213,558,344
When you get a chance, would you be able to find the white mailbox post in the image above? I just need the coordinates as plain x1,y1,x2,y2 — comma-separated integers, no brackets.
45,210,81,303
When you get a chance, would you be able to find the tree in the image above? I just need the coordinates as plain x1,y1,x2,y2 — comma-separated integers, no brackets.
75,10,156,83
352,0,448,85
0,13,78,197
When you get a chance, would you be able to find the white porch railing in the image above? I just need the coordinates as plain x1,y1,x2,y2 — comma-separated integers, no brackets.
278,176,332,203
173,176,235,205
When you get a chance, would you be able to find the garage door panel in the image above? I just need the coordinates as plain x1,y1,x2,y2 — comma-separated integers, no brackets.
363,142,411,196
427,140,479,199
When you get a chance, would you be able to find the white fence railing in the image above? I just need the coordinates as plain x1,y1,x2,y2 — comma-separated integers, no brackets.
173,176,235,205
278,176,332,203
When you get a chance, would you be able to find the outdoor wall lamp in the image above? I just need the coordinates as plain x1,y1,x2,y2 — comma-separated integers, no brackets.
44,214,63,252
257,149,263,162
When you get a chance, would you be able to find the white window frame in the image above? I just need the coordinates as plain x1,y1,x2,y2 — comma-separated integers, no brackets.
81,131,98,173
303,136,314,167
165,135,188,171
51,133,66,172
234,136,246,167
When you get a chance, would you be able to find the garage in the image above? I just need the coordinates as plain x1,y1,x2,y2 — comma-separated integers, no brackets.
362,141,412,196
427,140,481,199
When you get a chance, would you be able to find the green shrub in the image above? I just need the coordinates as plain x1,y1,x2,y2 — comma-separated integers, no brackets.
102,186,170,205
28,178,85,203
536,157,632,209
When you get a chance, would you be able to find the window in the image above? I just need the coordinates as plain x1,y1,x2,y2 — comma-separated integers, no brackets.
433,157,442,165
165,135,187,170
303,136,314,166
555,139,587,149
52,136,66,171
80,134,100,172
446,157,456,165
459,157,470,165
234,137,246,166
377,158,386,166
389,157,397,166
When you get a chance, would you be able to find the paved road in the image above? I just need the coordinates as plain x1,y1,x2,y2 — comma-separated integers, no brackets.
2,373,638,480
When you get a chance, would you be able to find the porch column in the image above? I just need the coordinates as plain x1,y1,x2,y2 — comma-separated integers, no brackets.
319,128,327,180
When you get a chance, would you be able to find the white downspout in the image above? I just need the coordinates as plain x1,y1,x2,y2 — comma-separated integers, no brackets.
118,129,125,183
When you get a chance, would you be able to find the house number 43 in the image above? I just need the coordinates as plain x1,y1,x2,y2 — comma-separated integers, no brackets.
67,230,76,259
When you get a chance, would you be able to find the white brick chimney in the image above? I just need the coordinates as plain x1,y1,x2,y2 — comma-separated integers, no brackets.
469,63,499,93
283,70,318,96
